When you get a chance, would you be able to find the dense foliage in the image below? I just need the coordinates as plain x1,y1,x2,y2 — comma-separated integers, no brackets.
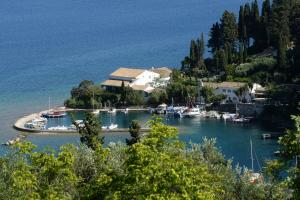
0,118,293,199
182,0,300,86
64,80,145,109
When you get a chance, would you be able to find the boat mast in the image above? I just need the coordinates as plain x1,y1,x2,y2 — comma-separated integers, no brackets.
48,96,51,111
92,91,95,111
250,139,254,171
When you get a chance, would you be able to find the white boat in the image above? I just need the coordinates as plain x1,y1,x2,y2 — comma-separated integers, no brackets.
92,109,100,115
121,108,129,114
108,123,118,130
108,108,116,114
182,107,201,118
174,107,187,118
48,126,68,131
261,133,272,139
248,140,263,184
92,91,100,115
232,117,250,123
166,106,175,115
74,120,83,124
101,126,108,129
156,103,167,114
222,113,237,121
25,122,46,129
32,117,47,123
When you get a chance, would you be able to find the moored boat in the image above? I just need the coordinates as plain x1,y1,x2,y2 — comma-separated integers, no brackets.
108,108,116,114
156,103,167,114
42,111,67,118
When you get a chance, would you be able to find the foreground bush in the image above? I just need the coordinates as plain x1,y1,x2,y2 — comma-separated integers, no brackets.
0,119,290,199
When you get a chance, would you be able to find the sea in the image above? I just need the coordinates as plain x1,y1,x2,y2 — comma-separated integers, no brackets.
0,0,275,168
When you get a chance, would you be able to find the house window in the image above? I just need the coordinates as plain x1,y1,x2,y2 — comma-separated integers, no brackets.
222,89,226,92
227,89,231,93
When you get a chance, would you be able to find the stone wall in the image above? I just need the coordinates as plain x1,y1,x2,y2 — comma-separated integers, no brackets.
211,103,264,117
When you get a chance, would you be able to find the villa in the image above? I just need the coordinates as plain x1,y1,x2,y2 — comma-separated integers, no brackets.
102,67,172,97
202,81,252,103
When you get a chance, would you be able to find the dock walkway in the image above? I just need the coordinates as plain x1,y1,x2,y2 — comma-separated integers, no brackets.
13,108,150,134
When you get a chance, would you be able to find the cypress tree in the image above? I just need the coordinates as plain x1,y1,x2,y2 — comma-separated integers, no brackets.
197,33,205,61
238,6,245,43
126,120,141,146
190,40,198,68
251,0,260,48
277,32,288,70
220,11,238,63
261,0,271,47
239,42,244,64
208,22,222,53
244,3,251,47
120,81,126,105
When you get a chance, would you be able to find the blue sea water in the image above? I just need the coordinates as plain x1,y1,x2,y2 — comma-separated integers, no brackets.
0,0,273,168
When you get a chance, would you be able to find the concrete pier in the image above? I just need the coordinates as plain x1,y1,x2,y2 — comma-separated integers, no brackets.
13,108,150,134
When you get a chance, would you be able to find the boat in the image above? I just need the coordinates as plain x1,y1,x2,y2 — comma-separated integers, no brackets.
108,123,118,130
25,122,46,130
248,139,263,184
222,113,237,121
182,106,201,118
261,133,272,139
74,120,83,124
156,103,167,114
92,91,100,115
166,106,175,115
174,107,187,118
108,108,116,114
47,126,68,131
42,111,67,118
32,117,47,123
274,150,281,157
101,126,108,129
121,108,129,114
42,97,67,118
232,117,250,123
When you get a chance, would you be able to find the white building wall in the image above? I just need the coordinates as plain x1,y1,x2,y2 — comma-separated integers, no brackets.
214,87,252,103
133,70,160,85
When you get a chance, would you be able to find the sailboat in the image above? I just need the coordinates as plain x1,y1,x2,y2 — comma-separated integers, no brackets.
248,139,263,184
109,111,118,129
92,91,100,115
42,96,66,118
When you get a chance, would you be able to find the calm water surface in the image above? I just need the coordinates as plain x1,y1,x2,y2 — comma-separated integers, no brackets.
0,0,273,168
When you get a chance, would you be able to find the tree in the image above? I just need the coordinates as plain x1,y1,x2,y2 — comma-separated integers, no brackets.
120,81,126,105
189,40,198,68
126,120,141,146
197,33,205,62
251,0,260,47
208,22,222,53
74,112,104,150
261,0,271,47
220,11,238,63
244,3,251,48
277,32,288,72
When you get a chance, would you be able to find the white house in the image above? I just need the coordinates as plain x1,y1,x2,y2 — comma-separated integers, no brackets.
102,67,161,97
203,81,252,103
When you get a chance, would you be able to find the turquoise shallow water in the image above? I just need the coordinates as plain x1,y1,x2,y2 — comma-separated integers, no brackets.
0,0,273,168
